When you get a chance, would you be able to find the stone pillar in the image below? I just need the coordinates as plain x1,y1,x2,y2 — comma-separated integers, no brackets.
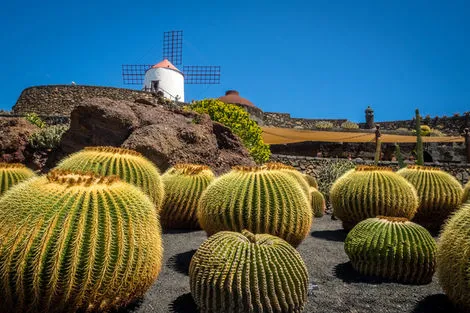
365,106,374,129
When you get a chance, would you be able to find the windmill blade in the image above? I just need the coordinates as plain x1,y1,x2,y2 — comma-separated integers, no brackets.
183,65,221,84
121,64,152,85
163,30,183,65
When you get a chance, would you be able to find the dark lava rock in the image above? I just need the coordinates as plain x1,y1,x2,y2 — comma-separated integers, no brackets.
0,117,39,163
52,97,255,174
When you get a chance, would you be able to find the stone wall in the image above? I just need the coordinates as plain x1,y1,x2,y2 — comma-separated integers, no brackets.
270,154,470,185
13,85,160,116
263,112,347,129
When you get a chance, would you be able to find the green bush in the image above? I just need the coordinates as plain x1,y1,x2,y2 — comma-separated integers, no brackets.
314,121,334,130
340,121,359,129
429,128,446,137
24,112,46,129
316,158,355,201
412,125,431,137
186,99,270,163
28,124,68,149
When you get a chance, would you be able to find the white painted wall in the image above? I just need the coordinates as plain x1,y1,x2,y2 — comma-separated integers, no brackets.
143,67,184,102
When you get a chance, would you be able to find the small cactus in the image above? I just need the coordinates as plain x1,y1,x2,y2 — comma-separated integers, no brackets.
0,163,36,196
310,187,326,217
397,165,463,231
55,146,165,211
330,166,419,230
463,181,470,203
198,166,312,247
0,169,163,313
345,216,436,284
437,202,470,311
190,230,309,313
161,164,215,229
262,162,310,197
303,173,319,189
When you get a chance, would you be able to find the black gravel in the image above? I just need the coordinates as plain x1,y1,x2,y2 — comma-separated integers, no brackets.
119,216,462,313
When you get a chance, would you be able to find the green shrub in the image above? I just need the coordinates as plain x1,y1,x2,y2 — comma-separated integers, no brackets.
395,127,413,136
24,112,46,129
28,124,68,149
429,128,446,137
340,121,359,129
186,99,270,163
412,124,431,137
314,121,334,130
316,158,355,201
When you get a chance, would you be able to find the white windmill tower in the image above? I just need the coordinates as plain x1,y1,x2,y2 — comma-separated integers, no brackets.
122,30,221,103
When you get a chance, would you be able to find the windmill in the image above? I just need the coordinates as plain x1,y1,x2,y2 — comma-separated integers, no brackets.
121,30,221,102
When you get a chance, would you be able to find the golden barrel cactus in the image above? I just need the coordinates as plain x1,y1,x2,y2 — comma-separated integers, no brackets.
0,170,163,313
161,164,215,229
190,230,309,313
198,166,312,247
462,181,470,203
397,165,463,231
0,163,36,196
310,187,326,217
262,162,310,197
330,166,419,230
345,216,436,284
55,146,165,211
437,202,470,311
303,173,319,189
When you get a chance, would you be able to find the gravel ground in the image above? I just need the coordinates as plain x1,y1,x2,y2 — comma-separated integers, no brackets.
121,215,462,313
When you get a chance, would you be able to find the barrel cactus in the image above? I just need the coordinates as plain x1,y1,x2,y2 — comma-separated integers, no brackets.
330,166,419,230
55,146,165,211
397,165,463,231
190,230,309,313
0,163,36,196
161,163,215,229
345,216,436,284
437,202,470,310
0,169,163,313
198,166,312,247
311,187,326,217
262,162,310,197
303,173,319,189
463,181,470,203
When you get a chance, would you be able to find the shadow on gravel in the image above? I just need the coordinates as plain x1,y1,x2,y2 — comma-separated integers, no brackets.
412,294,459,313
311,229,347,242
167,249,197,275
169,293,198,313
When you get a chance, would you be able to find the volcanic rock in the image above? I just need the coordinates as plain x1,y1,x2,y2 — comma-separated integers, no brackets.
0,117,39,163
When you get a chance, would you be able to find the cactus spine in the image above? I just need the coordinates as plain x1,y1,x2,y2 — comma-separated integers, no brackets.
415,109,424,165
198,166,312,247
190,230,309,313
330,166,419,230
437,203,470,311
55,146,165,211
303,173,319,189
0,170,163,313
161,164,215,229
310,187,326,217
397,165,463,231
262,162,311,197
463,181,470,203
0,163,36,196
345,216,436,284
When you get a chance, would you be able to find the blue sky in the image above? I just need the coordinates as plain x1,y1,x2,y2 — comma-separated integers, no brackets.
1,0,469,122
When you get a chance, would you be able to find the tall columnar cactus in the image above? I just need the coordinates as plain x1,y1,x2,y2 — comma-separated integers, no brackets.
55,146,165,211
262,162,311,197
330,166,419,230
303,173,319,189
0,163,36,196
161,164,215,229
415,109,424,165
397,165,463,231
190,230,309,313
198,166,312,247
437,203,470,311
463,181,470,203
0,170,163,313
345,216,436,284
311,187,326,217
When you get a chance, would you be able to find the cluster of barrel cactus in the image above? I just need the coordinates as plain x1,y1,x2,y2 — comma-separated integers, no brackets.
345,216,436,284
161,163,215,229
190,230,309,313
0,162,36,196
330,166,419,230
198,165,312,247
397,165,463,231
56,146,165,211
0,169,163,313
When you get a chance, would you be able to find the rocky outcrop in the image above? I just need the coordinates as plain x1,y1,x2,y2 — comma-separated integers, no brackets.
0,117,39,163
52,97,254,174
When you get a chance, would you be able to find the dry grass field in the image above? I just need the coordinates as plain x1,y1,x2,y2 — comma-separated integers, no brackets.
261,127,464,145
